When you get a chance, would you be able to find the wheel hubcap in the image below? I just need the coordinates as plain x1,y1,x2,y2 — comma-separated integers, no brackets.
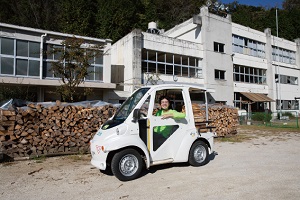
119,154,138,176
193,145,206,163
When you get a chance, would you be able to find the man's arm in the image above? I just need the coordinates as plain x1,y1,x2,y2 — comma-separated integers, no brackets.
161,110,186,119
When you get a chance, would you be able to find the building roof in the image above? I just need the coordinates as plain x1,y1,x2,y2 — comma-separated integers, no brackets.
0,22,112,43
141,83,215,93
240,92,274,102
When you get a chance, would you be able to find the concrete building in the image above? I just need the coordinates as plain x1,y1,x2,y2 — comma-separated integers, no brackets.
0,23,115,102
111,6,300,113
1,6,299,113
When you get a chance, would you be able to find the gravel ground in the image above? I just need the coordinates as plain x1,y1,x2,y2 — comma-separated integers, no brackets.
1,128,300,200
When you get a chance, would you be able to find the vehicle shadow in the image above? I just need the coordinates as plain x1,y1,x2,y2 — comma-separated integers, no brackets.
99,151,218,178
140,151,217,177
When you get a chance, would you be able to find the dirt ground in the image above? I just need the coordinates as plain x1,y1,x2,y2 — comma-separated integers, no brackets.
1,126,300,200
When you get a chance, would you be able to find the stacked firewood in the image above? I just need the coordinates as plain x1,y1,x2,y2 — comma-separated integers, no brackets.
0,101,117,159
183,103,239,136
0,109,16,143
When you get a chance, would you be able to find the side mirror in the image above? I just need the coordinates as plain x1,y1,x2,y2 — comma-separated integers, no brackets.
133,109,140,122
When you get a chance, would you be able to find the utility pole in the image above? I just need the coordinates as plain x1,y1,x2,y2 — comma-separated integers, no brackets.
276,7,282,117
276,8,279,38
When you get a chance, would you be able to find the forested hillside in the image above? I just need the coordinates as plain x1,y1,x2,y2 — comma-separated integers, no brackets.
0,0,299,42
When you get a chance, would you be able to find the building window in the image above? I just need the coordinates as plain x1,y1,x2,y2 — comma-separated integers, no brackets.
214,42,224,53
17,40,28,57
232,35,265,58
1,57,14,75
16,59,28,75
233,92,244,109
275,74,298,85
0,37,40,77
215,69,225,80
233,65,266,84
1,37,14,55
272,46,296,65
44,44,104,81
142,49,202,79
86,52,103,81
276,100,299,110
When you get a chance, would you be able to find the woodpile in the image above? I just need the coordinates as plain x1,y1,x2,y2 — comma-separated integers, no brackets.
0,100,238,160
0,101,117,159
183,103,239,136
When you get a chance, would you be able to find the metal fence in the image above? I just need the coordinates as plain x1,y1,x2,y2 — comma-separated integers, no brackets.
239,111,299,128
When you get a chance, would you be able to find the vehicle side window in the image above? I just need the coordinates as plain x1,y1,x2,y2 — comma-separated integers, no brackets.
152,89,185,116
152,103,160,115
140,96,151,116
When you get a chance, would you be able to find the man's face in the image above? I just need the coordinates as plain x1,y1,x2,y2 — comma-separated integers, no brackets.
160,98,169,110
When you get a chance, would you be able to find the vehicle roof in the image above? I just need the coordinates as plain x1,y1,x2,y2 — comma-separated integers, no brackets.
141,83,215,93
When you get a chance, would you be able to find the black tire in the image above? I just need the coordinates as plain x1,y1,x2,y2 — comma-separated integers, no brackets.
111,149,143,181
189,140,209,166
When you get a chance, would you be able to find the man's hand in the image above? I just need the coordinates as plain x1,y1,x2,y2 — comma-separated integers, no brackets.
161,114,173,119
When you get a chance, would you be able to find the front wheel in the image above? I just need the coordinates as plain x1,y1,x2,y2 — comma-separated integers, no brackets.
111,149,143,181
189,140,209,166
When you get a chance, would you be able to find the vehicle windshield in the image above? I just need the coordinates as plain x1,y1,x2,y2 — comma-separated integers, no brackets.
114,88,149,121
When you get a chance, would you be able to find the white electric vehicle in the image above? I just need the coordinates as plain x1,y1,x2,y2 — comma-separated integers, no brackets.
90,84,216,181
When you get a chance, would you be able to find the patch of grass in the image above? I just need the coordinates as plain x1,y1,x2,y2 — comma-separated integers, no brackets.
216,134,255,143
31,155,47,163
217,124,300,143
267,121,299,128
67,154,90,162
238,125,300,133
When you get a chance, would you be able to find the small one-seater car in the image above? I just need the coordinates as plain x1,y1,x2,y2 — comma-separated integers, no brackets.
90,84,216,181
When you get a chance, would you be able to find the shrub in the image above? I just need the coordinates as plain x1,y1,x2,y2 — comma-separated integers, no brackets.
252,112,272,122
282,112,295,119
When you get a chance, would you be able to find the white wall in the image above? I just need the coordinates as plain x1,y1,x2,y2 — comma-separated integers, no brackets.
143,32,203,58
111,30,205,94
276,66,300,100
200,6,234,105
111,32,135,93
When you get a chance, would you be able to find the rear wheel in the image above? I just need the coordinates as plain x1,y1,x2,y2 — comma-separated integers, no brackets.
189,140,209,166
111,149,143,181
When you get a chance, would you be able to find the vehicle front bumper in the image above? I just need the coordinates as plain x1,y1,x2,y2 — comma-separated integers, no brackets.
90,140,109,170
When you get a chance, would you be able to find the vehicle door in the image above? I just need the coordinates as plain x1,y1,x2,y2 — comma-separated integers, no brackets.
147,89,188,162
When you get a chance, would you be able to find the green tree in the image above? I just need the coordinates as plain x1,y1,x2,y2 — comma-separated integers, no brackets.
58,0,97,37
283,0,300,10
226,1,300,40
95,0,145,42
138,0,158,29
154,0,205,30
230,4,267,30
0,0,60,31
50,37,103,102
280,3,300,40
